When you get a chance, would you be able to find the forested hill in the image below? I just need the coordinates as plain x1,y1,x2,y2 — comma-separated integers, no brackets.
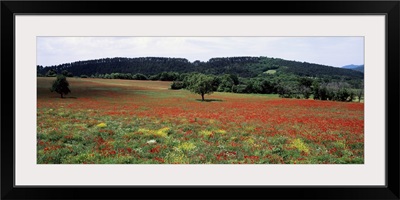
37,56,364,79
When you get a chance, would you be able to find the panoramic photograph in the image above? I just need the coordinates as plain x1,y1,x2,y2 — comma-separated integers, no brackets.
37,37,364,164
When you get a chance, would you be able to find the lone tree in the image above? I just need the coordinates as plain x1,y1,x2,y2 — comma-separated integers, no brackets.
186,73,214,101
50,75,71,98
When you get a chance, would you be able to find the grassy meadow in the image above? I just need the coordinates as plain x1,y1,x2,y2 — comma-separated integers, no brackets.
37,77,364,164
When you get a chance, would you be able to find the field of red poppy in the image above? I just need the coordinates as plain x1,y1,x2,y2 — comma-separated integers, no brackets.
37,77,364,164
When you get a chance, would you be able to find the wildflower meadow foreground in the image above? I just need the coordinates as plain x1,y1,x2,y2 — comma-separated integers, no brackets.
37,77,364,164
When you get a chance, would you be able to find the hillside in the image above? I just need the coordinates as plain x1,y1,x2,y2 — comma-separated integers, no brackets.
37,56,364,80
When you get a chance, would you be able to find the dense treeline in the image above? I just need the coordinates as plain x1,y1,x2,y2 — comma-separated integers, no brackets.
172,73,363,102
37,57,193,77
37,56,363,80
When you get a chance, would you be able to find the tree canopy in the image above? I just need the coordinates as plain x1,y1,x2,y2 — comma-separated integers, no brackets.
186,73,215,101
50,75,71,98
37,56,363,80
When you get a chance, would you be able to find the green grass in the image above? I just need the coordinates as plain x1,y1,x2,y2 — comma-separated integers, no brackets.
264,70,276,74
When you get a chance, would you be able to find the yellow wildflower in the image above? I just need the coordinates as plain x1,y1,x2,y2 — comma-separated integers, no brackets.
138,128,151,134
178,142,196,151
96,123,107,128
291,138,310,153
200,130,213,136
215,129,227,134
166,151,189,164
155,127,170,137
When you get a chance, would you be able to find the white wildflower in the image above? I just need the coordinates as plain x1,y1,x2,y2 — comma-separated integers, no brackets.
146,140,157,144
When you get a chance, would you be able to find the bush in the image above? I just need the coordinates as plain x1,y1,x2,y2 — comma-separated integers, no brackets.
80,75,88,78
132,73,148,80
234,84,247,93
45,69,57,77
171,81,184,90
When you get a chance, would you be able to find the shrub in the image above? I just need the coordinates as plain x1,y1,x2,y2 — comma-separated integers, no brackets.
171,81,184,90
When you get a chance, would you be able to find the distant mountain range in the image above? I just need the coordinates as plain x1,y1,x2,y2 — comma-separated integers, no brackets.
342,64,364,73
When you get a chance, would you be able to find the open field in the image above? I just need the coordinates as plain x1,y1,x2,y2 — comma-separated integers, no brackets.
37,77,364,164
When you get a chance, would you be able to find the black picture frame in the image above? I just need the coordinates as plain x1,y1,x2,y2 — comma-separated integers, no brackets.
1,1,399,199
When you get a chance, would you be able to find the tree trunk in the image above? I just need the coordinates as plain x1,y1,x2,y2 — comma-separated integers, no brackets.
201,93,204,101
61,93,64,98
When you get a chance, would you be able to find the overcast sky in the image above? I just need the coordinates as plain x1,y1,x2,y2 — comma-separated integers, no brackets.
37,37,364,68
